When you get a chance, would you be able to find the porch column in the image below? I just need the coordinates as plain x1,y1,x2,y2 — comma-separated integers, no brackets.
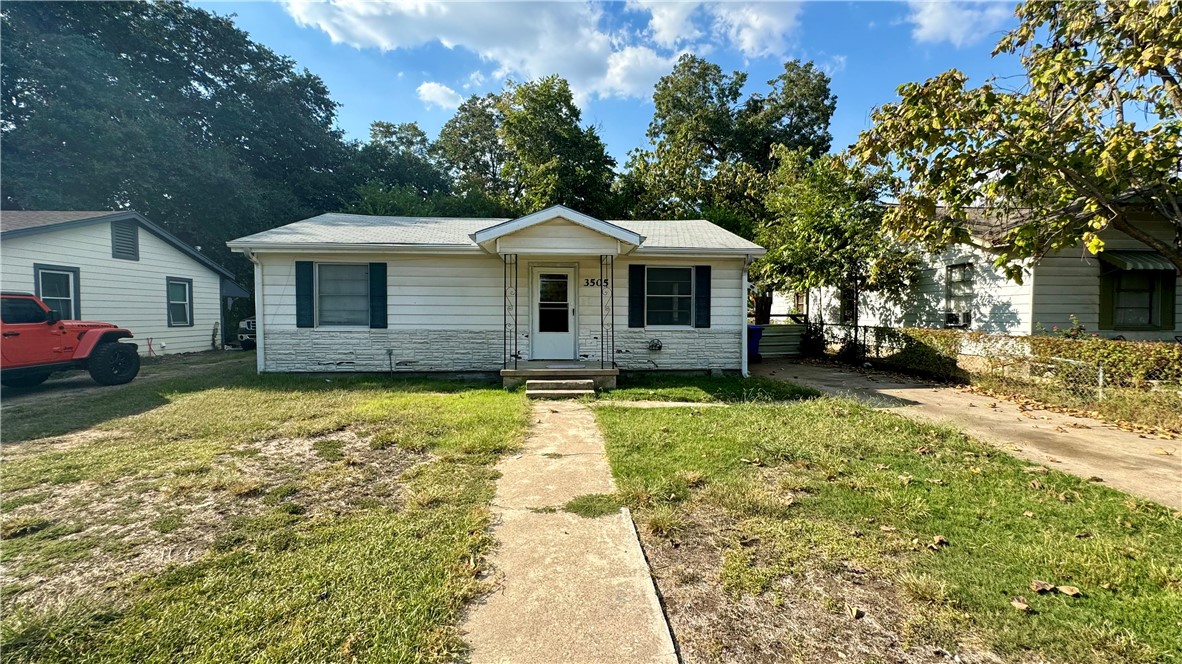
503,253,519,370
599,255,615,369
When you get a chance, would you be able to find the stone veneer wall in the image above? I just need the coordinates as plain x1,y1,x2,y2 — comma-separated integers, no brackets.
263,328,742,372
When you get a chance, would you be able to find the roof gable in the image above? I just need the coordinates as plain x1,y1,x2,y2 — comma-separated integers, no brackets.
470,205,644,248
1,210,243,285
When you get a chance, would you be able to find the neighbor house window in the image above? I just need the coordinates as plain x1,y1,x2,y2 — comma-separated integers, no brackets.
645,267,693,326
317,263,369,326
792,290,808,314
166,278,193,327
1112,271,1161,328
111,220,139,260
34,264,80,320
838,286,857,325
945,263,973,328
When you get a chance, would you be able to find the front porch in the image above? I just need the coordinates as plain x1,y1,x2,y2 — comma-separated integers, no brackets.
500,360,619,390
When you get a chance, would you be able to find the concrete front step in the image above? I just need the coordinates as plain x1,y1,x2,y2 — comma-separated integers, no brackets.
526,379,596,391
525,389,596,400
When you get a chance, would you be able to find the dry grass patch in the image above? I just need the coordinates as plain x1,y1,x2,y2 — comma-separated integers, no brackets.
1,367,528,662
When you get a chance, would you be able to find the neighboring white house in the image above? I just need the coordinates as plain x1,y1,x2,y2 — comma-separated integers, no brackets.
1,210,249,354
227,205,765,380
799,211,1180,341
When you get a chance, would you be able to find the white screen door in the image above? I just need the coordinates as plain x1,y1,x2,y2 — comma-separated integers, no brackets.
531,268,576,359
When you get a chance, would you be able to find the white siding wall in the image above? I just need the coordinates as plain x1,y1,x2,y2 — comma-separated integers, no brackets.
255,250,747,373
1030,220,1181,340
802,245,1034,334
1,222,224,354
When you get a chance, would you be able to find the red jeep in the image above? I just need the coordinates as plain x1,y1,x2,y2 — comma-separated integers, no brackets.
1,292,141,388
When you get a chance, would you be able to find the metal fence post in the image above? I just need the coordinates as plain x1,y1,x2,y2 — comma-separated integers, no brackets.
1097,361,1104,401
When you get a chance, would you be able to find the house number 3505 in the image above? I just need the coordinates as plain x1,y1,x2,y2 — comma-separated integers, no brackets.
584,278,609,287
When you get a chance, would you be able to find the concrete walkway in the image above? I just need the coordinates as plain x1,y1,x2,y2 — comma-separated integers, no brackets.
464,401,678,664
755,360,1182,510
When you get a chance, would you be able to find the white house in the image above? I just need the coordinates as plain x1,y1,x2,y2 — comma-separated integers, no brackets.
1,210,249,354
227,205,765,384
801,211,1179,341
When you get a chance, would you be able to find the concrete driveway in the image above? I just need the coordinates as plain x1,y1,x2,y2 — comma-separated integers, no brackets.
754,360,1182,510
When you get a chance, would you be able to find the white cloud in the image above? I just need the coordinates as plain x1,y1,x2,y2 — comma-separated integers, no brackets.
907,1,1012,48
708,3,802,58
416,81,463,110
821,54,846,76
282,0,804,103
629,1,702,49
599,45,682,98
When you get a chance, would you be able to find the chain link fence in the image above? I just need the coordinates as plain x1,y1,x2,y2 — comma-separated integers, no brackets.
820,323,1182,433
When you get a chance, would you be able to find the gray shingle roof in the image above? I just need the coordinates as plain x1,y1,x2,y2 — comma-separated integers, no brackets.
228,213,764,253
0,210,123,233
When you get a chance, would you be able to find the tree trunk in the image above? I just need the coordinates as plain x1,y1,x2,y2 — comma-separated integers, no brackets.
752,288,772,325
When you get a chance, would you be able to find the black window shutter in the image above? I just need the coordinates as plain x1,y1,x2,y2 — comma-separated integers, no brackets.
1161,272,1176,331
694,265,711,328
295,261,314,328
1098,270,1116,330
628,264,646,328
369,262,387,329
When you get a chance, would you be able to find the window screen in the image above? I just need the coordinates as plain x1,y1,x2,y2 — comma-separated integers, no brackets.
167,278,192,326
38,270,75,320
946,263,973,314
645,267,693,326
1114,271,1158,327
317,264,369,326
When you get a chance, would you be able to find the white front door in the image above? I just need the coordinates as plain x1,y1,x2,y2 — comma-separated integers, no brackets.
531,267,576,360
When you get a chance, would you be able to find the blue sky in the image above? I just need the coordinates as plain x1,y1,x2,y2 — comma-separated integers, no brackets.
194,1,1024,163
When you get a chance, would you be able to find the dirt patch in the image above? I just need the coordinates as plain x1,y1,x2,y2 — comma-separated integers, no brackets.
0,429,132,459
636,508,1005,663
1,428,421,611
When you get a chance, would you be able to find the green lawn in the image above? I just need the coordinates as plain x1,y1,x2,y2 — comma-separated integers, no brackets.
1,357,528,662
595,396,1182,663
602,372,820,403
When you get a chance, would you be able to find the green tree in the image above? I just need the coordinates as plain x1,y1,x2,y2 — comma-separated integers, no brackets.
436,94,512,200
355,121,450,196
1,1,355,279
627,54,837,321
757,148,918,328
856,0,1182,275
496,76,617,217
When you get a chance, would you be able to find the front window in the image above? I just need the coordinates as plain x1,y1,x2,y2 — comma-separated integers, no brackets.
36,266,78,320
317,263,369,326
839,286,857,325
945,263,973,328
1113,271,1159,328
167,278,193,327
646,267,693,326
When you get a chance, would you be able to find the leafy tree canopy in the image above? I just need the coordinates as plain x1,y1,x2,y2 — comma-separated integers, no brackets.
1,1,356,279
758,148,918,301
626,54,836,240
856,0,1182,276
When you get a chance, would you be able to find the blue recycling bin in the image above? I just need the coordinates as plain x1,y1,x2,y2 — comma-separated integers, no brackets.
747,324,763,363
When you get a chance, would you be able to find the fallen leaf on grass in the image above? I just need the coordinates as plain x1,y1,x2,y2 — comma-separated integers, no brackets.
1075,531,1093,539
1030,579,1054,594
1022,511,1035,518
1154,447,1175,456
1057,585,1082,597
879,525,897,532
1087,476,1104,483
1029,480,1044,490
1011,596,1031,613
1023,466,1049,474
929,535,949,550
847,606,865,620
914,445,933,455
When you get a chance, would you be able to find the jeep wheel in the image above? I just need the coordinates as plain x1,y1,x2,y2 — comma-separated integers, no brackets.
241,340,256,351
88,342,140,385
1,372,51,388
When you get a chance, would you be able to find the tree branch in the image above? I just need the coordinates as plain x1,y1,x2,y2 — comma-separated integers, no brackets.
1109,213,1182,272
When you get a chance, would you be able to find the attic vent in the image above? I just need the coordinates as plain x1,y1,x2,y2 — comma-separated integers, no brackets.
111,220,139,260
